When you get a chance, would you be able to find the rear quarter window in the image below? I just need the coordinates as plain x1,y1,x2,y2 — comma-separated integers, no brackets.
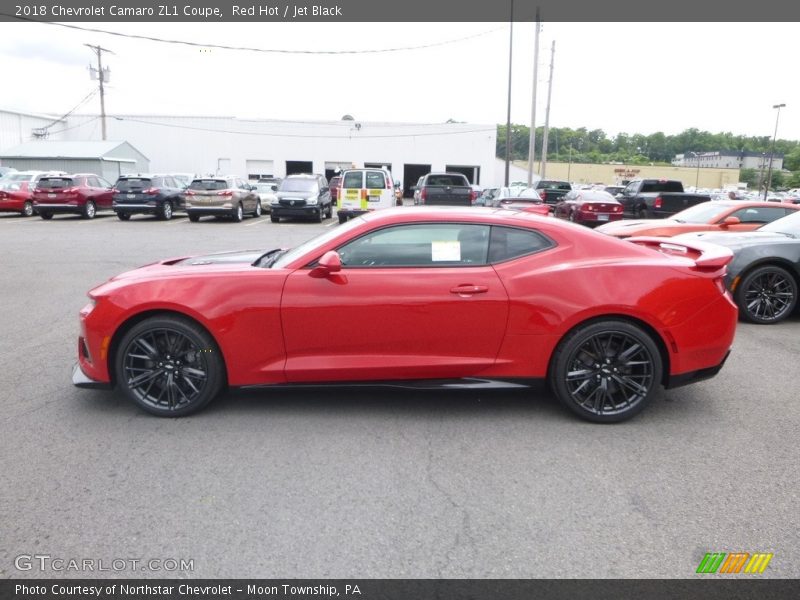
489,226,554,263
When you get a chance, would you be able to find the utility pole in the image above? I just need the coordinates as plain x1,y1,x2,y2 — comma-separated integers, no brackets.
85,44,113,140
504,0,514,186
539,40,555,179
526,8,541,186
764,103,786,201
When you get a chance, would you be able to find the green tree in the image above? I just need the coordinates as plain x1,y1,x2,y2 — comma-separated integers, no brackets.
738,168,758,188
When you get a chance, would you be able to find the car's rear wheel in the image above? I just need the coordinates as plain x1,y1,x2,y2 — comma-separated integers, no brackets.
115,316,225,417
40,212,53,220
188,213,200,222
232,203,244,222
254,201,262,217
550,320,662,423
325,203,333,219
117,212,131,221
22,201,33,217
159,201,173,220
735,265,798,324
82,200,96,219
338,213,347,224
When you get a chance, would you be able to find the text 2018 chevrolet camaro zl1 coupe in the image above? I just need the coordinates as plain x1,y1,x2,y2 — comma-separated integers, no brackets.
74,207,738,423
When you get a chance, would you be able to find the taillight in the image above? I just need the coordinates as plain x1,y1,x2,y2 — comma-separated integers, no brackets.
144,187,160,195
216,190,234,196
420,188,427,202
185,190,195,196
470,189,477,204
654,196,662,208
111,188,119,194
386,179,392,190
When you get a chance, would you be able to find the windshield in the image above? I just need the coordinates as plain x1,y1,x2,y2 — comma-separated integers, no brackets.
758,210,800,236
280,178,317,193
668,202,728,223
270,216,366,269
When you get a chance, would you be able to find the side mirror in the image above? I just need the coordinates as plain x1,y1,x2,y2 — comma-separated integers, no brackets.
721,216,740,227
313,251,342,276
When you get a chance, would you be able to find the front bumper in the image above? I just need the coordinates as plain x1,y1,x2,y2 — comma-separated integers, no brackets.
271,205,324,218
72,362,112,390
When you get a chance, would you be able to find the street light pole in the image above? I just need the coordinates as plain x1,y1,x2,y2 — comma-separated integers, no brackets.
694,152,701,189
764,103,786,201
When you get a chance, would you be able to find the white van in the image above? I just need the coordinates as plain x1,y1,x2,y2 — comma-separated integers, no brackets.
337,168,395,224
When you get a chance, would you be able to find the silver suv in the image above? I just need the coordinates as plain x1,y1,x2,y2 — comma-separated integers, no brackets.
185,176,261,222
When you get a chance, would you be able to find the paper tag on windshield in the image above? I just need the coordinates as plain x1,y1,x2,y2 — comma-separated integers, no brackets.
431,240,461,262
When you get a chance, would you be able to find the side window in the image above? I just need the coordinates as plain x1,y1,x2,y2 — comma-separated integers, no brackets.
488,226,554,263
731,207,784,223
365,171,385,189
96,177,112,188
337,223,490,267
86,177,99,188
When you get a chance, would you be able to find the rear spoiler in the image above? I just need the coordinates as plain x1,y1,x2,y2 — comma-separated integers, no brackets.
627,236,733,272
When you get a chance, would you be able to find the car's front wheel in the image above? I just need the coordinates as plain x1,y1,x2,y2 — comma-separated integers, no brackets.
735,265,798,324
114,316,225,417
550,320,662,423
117,212,131,221
188,213,200,222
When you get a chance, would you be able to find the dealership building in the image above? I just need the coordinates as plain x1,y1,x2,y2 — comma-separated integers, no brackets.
0,108,498,195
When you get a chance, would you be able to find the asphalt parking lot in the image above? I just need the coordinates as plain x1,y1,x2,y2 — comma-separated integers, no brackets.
0,210,798,579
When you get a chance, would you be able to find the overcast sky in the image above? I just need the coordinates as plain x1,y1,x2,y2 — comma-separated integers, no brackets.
1,21,798,141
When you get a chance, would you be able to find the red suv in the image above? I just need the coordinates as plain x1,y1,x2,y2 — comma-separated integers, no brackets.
33,174,115,219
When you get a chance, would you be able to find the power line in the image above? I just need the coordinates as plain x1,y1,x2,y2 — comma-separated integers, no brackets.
35,89,98,132
103,116,496,138
47,115,101,136
6,16,502,55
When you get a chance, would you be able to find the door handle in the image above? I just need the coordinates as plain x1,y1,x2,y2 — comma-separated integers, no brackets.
450,285,488,295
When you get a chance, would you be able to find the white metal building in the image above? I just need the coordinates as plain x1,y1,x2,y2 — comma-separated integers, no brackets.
0,109,498,195
672,151,784,171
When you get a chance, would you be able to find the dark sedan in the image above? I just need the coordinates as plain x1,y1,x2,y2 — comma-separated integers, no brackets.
554,189,623,226
675,210,800,324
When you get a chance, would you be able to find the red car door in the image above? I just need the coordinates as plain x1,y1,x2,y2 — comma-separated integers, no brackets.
280,223,509,382
94,176,115,208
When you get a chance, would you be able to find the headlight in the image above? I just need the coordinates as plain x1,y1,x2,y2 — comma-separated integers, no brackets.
270,199,280,205
307,197,318,205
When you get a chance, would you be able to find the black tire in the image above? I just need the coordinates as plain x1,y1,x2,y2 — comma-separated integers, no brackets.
232,203,244,222
253,201,262,217
270,215,279,223
734,265,798,324
550,320,663,423
326,203,333,219
22,201,34,217
82,200,96,219
40,212,53,220
634,205,648,219
188,214,200,222
338,213,347,224
159,201,173,220
117,212,131,221
114,316,225,417
315,207,324,223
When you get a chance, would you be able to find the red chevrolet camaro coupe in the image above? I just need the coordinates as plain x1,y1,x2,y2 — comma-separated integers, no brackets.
74,207,738,423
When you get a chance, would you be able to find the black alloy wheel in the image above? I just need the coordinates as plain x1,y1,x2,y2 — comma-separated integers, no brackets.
551,320,662,423
115,316,224,416
735,265,798,324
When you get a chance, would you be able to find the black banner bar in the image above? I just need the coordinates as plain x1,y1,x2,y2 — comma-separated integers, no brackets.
3,580,800,600
0,0,798,22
